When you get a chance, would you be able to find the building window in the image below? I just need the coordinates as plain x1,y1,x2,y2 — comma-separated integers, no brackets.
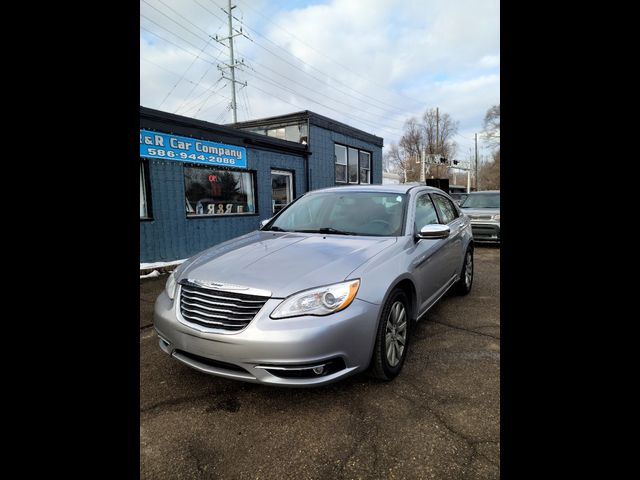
140,161,151,219
335,144,347,183
359,151,370,184
244,122,308,144
335,144,372,185
348,147,359,183
184,166,256,217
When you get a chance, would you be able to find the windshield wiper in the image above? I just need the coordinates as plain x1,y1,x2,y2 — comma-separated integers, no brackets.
265,225,289,232
295,227,358,235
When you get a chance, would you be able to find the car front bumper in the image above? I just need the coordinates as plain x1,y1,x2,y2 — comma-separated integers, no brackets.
153,290,381,387
470,221,500,243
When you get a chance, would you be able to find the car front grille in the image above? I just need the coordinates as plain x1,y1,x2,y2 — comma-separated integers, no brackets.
178,280,270,331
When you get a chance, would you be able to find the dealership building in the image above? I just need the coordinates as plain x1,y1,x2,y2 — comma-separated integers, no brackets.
140,107,384,263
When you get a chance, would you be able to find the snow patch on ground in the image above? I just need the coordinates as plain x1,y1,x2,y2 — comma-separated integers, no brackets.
140,259,187,270
140,258,188,280
140,270,162,279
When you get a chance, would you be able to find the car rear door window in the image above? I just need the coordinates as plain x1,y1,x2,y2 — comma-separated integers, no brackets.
432,194,458,224
414,194,439,231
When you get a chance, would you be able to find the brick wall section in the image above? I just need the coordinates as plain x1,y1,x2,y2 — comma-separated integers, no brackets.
308,124,383,190
140,148,306,263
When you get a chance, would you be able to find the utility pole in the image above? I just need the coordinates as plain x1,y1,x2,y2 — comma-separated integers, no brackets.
227,0,238,123
474,133,479,191
214,0,248,124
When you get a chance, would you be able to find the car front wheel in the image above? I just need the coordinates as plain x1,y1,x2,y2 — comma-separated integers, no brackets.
370,289,411,381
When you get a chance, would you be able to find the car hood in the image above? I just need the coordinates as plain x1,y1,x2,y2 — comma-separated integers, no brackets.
461,207,500,218
177,230,397,298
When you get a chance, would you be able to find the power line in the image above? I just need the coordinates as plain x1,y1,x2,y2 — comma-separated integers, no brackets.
140,15,222,64
141,56,222,114
196,96,230,121
201,0,413,117
154,0,217,38
141,2,407,135
174,60,219,113
234,0,426,108
195,81,228,116
140,56,215,91
146,0,415,127
239,52,410,128
178,78,224,114
146,0,227,112
141,0,216,51
245,70,403,136
192,0,227,25
157,37,213,109
143,6,402,131
180,79,228,116
221,6,414,116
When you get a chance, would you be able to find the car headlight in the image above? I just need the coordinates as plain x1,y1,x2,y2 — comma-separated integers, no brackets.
165,271,177,300
492,214,500,221
270,280,360,319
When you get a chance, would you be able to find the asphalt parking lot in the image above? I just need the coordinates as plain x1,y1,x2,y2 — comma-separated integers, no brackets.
140,246,500,479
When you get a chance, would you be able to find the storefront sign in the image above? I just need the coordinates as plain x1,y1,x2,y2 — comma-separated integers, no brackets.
140,129,247,169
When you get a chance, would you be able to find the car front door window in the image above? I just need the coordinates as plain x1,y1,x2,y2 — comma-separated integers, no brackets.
414,194,439,232
432,194,458,224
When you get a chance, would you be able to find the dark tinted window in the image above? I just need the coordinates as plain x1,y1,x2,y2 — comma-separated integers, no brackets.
414,194,439,231
432,194,458,224
460,193,500,208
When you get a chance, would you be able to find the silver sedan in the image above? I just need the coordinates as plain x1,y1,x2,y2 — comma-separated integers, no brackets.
154,185,474,386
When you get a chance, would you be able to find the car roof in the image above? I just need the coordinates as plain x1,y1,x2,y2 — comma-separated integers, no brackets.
307,184,447,195
468,190,500,194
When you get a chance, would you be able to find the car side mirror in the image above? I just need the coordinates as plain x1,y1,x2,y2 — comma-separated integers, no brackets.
416,224,450,240
260,218,272,229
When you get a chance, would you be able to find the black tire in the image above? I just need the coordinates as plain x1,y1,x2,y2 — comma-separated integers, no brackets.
369,289,411,381
454,246,474,295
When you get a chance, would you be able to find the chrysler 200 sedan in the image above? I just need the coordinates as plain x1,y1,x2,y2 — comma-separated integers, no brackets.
154,185,474,386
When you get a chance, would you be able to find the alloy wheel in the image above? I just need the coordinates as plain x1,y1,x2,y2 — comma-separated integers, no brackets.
465,251,473,288
385,301,407,367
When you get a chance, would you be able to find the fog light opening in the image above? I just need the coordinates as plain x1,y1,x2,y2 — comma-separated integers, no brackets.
312,366,325,375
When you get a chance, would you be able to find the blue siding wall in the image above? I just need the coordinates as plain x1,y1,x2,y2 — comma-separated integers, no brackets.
140,148,305,263
308,124,383,190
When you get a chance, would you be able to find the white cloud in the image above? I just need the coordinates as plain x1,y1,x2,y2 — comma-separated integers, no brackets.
140,0,500,154
478,55,500,68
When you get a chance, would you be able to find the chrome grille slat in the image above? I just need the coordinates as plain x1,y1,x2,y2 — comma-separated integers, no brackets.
179,281,270,331
181,306,254,321
181,313,245,328
181,300,258,317
181,287,266,304
181,293,261,310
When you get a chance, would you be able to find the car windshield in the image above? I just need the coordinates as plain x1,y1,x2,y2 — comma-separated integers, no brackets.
267,191,407,236
460,193,500,209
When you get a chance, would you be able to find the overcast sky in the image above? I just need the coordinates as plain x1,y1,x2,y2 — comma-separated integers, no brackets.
140,0,499,160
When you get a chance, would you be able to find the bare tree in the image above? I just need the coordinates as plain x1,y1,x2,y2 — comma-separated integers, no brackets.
479,149,500,190
422,108,459,179
384,142,413,183
482,104,500,149
384,108,459,182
